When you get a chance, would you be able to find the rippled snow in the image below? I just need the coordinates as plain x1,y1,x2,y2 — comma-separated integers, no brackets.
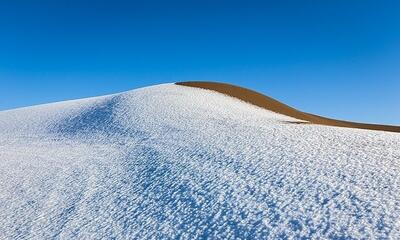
0,84,399,239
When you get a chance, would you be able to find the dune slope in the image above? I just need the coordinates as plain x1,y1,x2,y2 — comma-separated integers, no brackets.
177,81,400,133
0,84,399,239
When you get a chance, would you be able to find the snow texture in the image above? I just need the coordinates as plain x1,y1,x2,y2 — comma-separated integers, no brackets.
0,84,399,239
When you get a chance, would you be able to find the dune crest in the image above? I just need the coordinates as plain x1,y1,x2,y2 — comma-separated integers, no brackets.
176,81,400,133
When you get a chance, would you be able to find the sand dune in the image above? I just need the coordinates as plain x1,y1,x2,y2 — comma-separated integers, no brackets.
1,84,399,238
177,81,400,133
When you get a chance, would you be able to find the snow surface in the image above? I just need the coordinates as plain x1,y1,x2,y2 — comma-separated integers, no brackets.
0,84,399,239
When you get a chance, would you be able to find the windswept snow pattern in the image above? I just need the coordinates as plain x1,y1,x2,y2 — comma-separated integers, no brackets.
0,84,399,239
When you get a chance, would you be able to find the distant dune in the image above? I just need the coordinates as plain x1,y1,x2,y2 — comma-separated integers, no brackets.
177,81,400,133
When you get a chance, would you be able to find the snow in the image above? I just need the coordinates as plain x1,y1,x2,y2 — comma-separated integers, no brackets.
0,84,399,239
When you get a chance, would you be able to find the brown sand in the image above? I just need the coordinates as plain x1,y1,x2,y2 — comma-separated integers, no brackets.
176,81,400,133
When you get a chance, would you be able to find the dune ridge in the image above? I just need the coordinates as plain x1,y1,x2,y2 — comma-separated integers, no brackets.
176,81,400,133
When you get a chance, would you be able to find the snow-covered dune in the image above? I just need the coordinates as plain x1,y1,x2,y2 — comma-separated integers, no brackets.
0,83,399,239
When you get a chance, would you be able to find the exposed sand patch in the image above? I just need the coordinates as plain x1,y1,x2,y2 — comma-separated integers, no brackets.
176,81,400,133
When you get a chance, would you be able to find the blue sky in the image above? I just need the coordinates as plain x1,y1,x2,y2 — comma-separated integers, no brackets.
1,0,399,124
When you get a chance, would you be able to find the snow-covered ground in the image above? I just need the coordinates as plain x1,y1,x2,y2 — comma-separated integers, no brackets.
0,84,399,239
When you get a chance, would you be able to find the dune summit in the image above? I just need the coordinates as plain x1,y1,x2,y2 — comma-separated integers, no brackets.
0,83,399,239
177,81,400,133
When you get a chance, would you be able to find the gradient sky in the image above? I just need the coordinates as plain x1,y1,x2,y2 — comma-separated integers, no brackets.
1,0,399,124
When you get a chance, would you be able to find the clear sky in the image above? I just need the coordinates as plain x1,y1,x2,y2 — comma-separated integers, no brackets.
1,1,399,124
